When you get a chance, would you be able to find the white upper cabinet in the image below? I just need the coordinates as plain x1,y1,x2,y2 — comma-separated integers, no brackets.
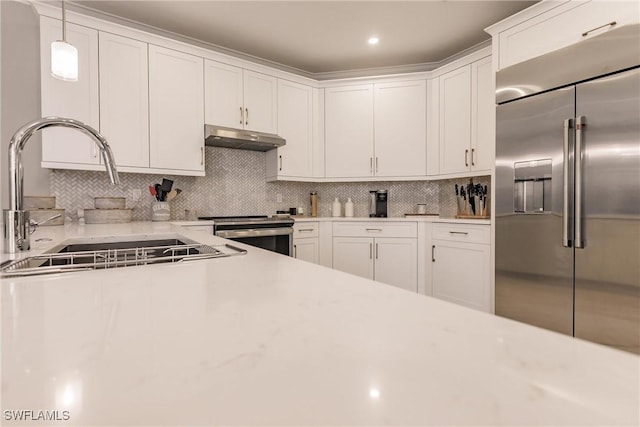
325,84,374,178
149,45,204,172
439,65,472,175
374,80,427,177
204,61,244,129
487,0,640,71
471,56,494,172
99,32,149,168
325,80,427,179
204,60,277,134
40,16,100,167
437,55,493,175
243,70,278,134
267,79,313,179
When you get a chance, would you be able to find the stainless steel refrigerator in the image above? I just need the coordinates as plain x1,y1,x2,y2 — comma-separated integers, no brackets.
495,24,640,354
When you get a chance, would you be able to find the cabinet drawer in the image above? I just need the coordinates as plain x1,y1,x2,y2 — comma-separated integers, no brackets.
293,221,318,238
498,0,640,69
333,221,417,238
432,223,489,244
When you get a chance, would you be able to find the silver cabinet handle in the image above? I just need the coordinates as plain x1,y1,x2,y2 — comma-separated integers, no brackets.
298,228,314,232
240,106,244,125
375,157,379,173
575,116,585,249
245,108,249,126
93,144,98,158
369,242,373,259
279,155,282,171
471,148,475,166
201,147,204,166
293,244,297,258
370,157,373,173
465,149,469,167
449,231,469,235
366,228,382,232
431,245,435,262
562,118,573,248
375,243,378,259
582,21,616,37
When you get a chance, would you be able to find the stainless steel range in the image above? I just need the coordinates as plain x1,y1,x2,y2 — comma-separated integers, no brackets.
199,215,294,256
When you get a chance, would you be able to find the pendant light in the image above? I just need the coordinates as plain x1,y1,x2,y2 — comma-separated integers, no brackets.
51,0,78,81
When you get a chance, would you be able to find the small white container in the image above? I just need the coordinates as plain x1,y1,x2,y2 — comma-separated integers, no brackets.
344,198,354,217
331,198,342,217
417,203,427,214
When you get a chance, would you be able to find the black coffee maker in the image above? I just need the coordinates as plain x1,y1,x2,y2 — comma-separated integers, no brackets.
369,190,388,217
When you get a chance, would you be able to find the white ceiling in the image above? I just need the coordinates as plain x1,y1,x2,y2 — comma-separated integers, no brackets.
71,1,537,78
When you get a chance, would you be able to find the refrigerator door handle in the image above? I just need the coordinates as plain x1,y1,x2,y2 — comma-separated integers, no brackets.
575,116,586,249
563,118,573,248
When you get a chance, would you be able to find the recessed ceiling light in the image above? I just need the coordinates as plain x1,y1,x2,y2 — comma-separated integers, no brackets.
368,37,379,45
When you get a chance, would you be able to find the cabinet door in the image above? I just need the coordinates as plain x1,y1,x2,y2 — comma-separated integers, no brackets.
374,80,427,177
276,79,313,177
439,65,471,174
432,240,490,312
374,238,418,292
293,238,319,264
332,237,374,280
204,60,244,129
325,85,374,178
40,16,99,166
471,56,493,172
149,46,204,171
99,32,149,168
243,70,277,134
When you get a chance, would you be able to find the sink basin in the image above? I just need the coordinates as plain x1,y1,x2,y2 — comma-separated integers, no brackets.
1,236,247,278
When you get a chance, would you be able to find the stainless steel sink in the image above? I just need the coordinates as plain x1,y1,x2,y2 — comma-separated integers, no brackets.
1,237,246,278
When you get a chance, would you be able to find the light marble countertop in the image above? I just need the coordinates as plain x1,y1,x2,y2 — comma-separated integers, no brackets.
1,222,638,426
293,216,491,225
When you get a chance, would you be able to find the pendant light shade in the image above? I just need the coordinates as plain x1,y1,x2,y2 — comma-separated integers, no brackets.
51,40,78,81
51,0,78,81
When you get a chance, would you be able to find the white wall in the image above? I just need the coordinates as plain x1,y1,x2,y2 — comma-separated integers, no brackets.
1,0,50,211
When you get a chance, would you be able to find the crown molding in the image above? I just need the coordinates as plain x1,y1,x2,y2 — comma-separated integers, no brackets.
38,1,492,82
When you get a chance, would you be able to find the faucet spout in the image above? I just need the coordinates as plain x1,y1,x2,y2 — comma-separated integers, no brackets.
4,116,120,252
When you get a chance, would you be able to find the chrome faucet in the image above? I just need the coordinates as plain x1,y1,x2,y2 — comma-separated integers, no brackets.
3,117,120,253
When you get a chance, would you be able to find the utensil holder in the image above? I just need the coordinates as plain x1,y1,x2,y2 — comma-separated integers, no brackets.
152,201,170,221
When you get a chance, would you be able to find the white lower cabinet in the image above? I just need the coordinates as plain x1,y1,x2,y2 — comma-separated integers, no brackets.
332,222,418,292
293,222,319,264
333,237,375,280
431,223,490,312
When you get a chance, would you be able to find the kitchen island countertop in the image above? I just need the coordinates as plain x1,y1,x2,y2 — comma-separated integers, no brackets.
1,222,638,426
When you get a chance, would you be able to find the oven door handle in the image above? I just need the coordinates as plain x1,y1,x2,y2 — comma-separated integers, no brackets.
216,227,293,239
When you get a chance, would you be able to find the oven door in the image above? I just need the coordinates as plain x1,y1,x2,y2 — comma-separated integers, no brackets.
216,227,293,256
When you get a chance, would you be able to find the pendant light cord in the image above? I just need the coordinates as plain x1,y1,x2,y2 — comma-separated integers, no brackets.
61,0,67,42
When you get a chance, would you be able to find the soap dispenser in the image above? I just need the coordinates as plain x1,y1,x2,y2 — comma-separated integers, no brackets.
332,198,342,217
344,198,354,217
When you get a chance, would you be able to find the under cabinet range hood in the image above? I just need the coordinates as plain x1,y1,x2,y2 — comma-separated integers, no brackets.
204,124,285,152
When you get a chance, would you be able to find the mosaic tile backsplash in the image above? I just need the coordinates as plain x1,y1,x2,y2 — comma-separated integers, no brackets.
49,147,489,222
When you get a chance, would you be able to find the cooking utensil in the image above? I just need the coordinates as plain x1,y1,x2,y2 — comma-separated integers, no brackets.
149,185,157,197
166,190,178,201
154,184,162,201
160,178,173,192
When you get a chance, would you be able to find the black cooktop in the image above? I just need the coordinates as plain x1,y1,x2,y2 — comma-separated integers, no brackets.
198,215,294,227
